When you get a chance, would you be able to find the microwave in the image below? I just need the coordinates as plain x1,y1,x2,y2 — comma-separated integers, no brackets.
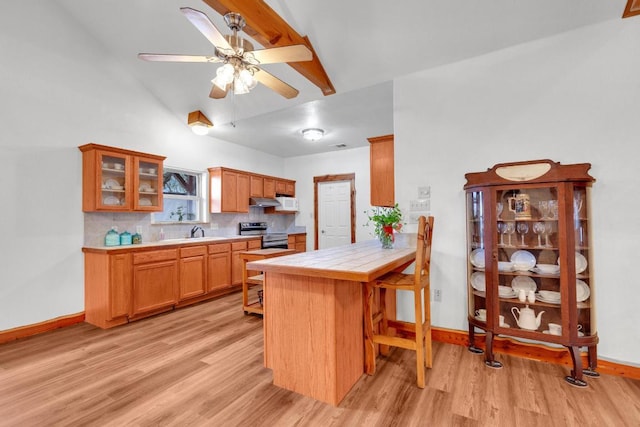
275,197,299,211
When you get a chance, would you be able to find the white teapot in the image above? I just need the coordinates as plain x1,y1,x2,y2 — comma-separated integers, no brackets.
511,305,544,330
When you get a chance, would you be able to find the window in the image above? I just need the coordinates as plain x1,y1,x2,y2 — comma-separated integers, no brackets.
152,168,207,224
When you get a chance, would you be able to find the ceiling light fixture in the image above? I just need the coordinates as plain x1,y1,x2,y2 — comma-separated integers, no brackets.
302,128,324,142
188,110,213,135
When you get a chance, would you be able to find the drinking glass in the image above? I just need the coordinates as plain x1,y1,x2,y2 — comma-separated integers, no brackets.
497,202,504,220
548,200,558,220
505,222,516,247
533,222,545,247
544,222,553,247
497,222,506,246
517,222,529,246
538,201,549,220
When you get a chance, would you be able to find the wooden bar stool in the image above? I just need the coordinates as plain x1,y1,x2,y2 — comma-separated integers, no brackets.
364,215,434,388
241,248,295,315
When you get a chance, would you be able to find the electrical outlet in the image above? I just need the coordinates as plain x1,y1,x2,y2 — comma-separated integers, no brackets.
434,289,442,302
210,223,218,230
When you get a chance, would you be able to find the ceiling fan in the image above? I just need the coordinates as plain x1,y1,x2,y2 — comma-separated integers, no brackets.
138,7,312,99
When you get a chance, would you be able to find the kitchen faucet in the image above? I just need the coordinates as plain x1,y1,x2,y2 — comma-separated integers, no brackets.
190,226,205,238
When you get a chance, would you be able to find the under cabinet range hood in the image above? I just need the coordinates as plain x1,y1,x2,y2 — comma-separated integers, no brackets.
249,197,281,208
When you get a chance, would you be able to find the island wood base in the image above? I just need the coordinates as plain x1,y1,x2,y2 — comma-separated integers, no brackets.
264,272,364,406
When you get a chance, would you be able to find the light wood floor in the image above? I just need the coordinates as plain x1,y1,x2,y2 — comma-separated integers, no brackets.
1,292,639,427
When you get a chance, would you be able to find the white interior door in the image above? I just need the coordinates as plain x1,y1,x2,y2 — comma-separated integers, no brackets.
318,180,352,249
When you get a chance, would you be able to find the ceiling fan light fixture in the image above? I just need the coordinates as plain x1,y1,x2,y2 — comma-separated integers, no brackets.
239,69,257,90
302,128,324,142
212,64,235,89
233,78,250,95
188,110,213,135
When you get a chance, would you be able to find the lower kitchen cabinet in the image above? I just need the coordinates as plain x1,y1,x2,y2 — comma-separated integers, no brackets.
208,243,231,292
288,233,307,253
132,249,179,317
84,252,132,329
179,246,207,300
83,237,264,329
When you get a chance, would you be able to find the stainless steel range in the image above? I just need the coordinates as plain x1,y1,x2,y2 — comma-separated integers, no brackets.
238,222,288,249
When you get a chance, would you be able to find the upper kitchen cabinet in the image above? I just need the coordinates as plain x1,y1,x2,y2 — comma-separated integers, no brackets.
250,175,264,198
209,167,250,213
368,134,394,207
263,177,276,198
276,179,296,197
79,143,165,212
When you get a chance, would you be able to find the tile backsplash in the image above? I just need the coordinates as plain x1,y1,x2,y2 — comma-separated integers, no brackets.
84,210,299,247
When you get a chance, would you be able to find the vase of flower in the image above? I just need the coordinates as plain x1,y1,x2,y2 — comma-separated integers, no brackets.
366,204,403,249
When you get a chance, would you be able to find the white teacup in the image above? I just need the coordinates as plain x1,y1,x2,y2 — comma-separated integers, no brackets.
114,163,123,170
548,323,562,335
475,309,486,320
499,315,506,326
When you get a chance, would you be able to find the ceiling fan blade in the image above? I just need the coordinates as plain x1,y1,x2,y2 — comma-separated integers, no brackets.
138,53,220,63
246,45,312,65
253,69,299,99
180,7,233,52
209,83,229,99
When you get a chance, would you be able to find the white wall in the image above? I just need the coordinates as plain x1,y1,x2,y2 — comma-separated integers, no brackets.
0,2,284,331
284,146,374,249
394,19,640,365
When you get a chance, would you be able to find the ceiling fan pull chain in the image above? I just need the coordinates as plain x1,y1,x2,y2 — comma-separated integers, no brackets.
231,91,237,128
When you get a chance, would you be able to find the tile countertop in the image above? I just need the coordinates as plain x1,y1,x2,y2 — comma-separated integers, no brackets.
82,235,263,253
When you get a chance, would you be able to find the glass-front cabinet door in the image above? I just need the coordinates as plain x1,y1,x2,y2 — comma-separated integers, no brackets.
134,156,163,211
464,160,597,387
97,150,130,210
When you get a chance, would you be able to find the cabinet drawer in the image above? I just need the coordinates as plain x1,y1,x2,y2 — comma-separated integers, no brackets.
208,243,231,254
288,236,295,245
180,245,206,258
248,239,261,250
295,235,306,243
232,241,248,251
133,249,178,265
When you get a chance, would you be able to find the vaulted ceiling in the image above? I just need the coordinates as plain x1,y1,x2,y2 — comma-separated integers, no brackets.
54,0,627,157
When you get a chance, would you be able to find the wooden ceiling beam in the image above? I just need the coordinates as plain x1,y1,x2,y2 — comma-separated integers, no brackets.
201,0,335,96
623,0,640,18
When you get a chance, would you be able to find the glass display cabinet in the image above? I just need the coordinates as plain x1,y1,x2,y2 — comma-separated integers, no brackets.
464,160,597,387
80,143,164,212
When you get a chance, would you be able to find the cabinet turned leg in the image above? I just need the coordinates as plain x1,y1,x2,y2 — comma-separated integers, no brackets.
468,323,484,354
484,331,502,369
583,346,600,378
565,346,588,387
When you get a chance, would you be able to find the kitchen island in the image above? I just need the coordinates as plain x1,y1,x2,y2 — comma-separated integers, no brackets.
247,237,416,405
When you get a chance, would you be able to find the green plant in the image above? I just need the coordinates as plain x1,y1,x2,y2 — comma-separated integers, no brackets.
365,204,403,248
170,206,186,222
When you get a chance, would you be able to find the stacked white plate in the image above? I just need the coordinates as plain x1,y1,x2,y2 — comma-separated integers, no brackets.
557,252,588,274
510,250,536,271
511,275,537,292
537,290,561,304
498,261,514,272
498,285,516,298
532,264,560,275
470,249,485,269
470,272,486,291
576,280,590,302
